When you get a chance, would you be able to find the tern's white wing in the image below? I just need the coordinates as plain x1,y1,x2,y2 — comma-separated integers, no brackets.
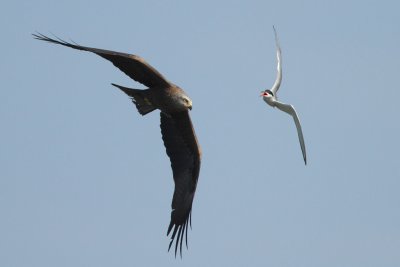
271,26,282,95
274,101,307,165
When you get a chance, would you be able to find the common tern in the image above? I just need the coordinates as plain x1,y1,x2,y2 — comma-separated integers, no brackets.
261,27,307,165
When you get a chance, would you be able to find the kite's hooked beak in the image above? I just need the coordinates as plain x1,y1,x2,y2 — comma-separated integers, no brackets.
189,105,192,110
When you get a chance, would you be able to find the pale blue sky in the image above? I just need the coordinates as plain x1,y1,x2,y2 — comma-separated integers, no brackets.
1,0,400,266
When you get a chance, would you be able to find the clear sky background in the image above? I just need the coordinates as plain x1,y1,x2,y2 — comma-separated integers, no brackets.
1,0,399,266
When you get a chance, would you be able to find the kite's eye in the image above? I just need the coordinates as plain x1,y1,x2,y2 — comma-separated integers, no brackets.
181,97,192,107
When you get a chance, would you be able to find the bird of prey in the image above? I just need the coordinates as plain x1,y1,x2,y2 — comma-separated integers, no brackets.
260,27,307,165
33,33,202,256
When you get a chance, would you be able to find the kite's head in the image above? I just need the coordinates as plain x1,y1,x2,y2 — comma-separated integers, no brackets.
169,85,193,112
179,95,193,110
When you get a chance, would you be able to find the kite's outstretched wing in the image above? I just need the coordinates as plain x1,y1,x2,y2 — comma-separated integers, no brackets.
33,33,170,88
160,111,201,257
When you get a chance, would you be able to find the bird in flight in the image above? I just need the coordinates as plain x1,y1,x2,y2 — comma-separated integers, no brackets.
260,27,307,165
33,33,202,256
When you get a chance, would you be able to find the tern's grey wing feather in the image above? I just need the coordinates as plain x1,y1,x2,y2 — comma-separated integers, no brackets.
271,26,282,95
274,101,307,165
32,33,171,88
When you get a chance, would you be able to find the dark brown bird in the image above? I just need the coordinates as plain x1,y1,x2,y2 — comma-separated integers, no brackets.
33,33,202,256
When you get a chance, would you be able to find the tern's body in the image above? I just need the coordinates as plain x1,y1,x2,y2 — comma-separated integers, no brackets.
261,27,307,165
